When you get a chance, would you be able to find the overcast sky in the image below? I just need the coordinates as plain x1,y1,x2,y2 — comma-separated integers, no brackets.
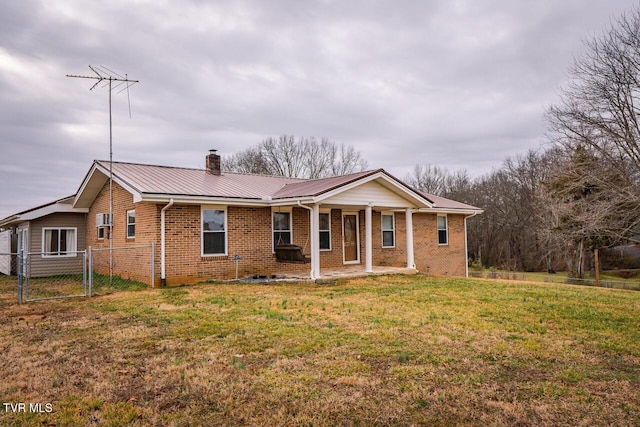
1,0,638,219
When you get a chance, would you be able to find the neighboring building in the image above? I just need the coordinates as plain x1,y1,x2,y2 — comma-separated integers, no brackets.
70,150,481,286
0,196,88,277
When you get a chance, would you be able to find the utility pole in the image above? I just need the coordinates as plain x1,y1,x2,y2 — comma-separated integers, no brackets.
67,65,139,285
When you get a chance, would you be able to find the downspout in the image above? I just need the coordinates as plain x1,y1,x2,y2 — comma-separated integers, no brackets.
297,201,317,280
464,211,479,278
160,199,174,287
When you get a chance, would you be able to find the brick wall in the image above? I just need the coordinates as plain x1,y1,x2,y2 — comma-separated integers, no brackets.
159,205,466,285
413,213,467,276
87,181,468,284
87,182,160,285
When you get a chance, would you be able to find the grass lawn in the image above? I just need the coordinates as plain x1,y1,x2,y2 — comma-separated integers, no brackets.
0,274,638,426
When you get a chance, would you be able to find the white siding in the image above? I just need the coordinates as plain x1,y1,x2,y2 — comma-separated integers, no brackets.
323,181,414,208
0,230,11,275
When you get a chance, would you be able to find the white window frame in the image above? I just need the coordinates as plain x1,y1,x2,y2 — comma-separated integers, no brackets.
96,213,110,240
381,211,395,248
201,205,227,257
126,210,136,239
437,214,448,246
42,227,78,258
319,209,332,251
272,207,293,252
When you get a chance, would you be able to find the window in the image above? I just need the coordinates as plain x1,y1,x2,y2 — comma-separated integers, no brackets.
273,211,291,251
437,215,448,245
42,228,77,257
126,210,136,238
202,207,226,256
381,213,395,247
96,213,110,240
319,212,331,251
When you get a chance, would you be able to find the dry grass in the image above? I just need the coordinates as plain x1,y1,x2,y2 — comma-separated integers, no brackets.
0,274,638,426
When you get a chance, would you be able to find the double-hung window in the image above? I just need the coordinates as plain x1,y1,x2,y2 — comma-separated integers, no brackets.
126,210,136,238
381,213,395,248
273,211,292,251
319,212,331,251
42,228,77,257
437,215,448,245
202,207,227,256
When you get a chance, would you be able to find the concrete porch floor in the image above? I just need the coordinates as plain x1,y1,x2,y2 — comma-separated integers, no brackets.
274,265,417,281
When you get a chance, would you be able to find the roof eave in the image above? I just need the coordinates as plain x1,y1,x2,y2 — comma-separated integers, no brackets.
74,161,143,208
0,215,20,228
417,207,484,215
139,194,272,207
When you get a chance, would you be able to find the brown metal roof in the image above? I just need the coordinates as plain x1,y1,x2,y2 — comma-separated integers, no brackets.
98,161,305,199
89,161,479,211
418,191,481,211
271,169,381,199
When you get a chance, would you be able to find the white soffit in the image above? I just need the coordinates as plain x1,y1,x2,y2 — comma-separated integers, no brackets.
321,178,425,208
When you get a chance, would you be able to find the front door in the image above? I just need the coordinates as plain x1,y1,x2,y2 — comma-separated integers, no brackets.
343,213,359,264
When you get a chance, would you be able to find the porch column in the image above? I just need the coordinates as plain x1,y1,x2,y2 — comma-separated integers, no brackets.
406,208,415,269
365,204,373,273
311,204,321,279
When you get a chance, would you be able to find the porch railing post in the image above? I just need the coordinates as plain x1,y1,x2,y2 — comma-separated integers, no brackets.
365,204,373,273
406,208,415,269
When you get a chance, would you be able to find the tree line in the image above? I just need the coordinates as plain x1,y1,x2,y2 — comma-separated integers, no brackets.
224,6,640,277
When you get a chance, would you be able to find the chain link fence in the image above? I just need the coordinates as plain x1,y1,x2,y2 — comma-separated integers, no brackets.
1,243,155,304
5,251,88,303
89,244,155,295
469,270,640,291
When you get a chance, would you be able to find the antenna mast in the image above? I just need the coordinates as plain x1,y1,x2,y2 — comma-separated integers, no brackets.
67,65,139,284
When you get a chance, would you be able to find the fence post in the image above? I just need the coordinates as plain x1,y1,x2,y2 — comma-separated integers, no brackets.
88,246,93,297
150,242,155,288
25,253,30,301
17,253,23,304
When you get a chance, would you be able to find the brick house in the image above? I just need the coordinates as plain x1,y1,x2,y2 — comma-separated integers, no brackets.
72,150,481,286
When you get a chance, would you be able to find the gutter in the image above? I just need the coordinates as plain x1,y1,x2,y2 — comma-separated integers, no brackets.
160,199,174,287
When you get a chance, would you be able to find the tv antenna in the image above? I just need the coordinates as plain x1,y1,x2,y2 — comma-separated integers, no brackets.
66,65,139,284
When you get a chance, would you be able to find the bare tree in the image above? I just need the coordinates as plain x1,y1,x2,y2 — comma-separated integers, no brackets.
222,135,368,178
223,147,269,175
542,146,640,277
546,5,640,275
404,164,471,198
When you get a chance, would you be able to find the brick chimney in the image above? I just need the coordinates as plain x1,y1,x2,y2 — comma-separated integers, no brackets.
206,149,221,175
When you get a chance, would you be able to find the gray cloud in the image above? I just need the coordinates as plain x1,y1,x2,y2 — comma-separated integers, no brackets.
1,0,638,218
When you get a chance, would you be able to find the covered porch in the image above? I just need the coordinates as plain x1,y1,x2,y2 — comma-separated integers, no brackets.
271,170,434,280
